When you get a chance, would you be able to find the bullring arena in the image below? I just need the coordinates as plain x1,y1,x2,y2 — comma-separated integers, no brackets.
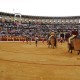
0,12,80,80
0,41,80,80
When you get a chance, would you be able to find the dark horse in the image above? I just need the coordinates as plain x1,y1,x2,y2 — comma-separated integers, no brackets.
48,35,57,48
68,36,80,55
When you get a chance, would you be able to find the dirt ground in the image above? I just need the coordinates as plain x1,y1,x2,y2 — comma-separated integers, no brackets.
0,41,80,80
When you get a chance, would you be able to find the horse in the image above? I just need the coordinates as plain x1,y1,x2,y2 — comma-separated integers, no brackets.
68,36,80,55
48,35,57,48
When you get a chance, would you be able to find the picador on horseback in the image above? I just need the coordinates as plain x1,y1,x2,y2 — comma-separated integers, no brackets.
68,28,80,54
68,28,78,44
47,31,57,48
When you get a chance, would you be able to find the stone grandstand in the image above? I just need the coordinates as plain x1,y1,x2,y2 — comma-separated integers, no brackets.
0,12,80,41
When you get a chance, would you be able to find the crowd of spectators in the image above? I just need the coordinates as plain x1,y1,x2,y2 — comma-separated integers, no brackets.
0,20,80,41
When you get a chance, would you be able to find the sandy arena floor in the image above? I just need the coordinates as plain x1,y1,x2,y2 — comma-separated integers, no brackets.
0,41,80,80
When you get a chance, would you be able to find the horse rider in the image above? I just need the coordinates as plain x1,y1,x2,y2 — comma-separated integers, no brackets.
68,28,78,44
48,32,55,41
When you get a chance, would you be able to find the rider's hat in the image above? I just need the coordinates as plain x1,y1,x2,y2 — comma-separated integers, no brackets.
50,32,54,35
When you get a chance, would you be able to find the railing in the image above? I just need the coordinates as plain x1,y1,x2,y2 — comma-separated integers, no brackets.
0,36,26,41
0,36,46,41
